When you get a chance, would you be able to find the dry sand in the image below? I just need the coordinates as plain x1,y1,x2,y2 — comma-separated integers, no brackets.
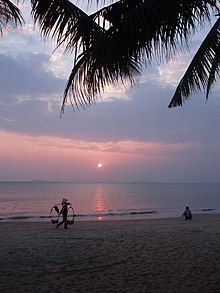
1,214,220,293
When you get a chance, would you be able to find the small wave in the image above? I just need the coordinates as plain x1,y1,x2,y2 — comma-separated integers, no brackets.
39,216,51,219
1,215,48,221
130,211,158,215
193,208,216,213
7,216,32,220
0,210,159,221
75,210,158,218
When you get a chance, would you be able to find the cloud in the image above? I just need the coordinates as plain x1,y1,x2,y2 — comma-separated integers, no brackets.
0,53,64,96
0,48,220,147
0,15,220,182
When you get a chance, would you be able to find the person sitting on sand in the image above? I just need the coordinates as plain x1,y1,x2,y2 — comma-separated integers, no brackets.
182,206,192,221
56,198,70,229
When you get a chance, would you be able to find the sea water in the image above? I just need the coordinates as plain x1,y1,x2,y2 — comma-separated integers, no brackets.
0,182,219,222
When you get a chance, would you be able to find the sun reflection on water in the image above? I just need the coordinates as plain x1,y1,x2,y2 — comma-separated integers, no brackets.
93,185,106,220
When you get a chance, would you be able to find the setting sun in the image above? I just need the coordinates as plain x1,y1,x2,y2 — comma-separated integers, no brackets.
97,163,103,168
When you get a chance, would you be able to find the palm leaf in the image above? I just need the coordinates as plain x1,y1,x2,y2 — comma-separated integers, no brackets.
0,0,23,34
168,16,220,108
31,0,104,53
60,48,141,114
31,0,219,110
67,0,219,110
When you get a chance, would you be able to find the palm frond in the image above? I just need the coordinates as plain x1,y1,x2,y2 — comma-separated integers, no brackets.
60,48,142,114
90,0,218,54
0,0,23,34
31,0,104,53
31,0,220,110
168,16,220,108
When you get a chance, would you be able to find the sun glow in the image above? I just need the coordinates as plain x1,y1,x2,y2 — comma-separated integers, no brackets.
97,163,103,168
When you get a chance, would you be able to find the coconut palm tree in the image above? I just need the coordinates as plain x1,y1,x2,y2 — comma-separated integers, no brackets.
168,13,220,107
0,0,23,34
30,0,220,111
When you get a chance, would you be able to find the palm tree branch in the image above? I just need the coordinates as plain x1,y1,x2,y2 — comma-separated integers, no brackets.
31,0,105,53
206,41,220,98
62,0,219,109
168,16,220,108
31,0,220,110
61,47,142,113
0,0,23,34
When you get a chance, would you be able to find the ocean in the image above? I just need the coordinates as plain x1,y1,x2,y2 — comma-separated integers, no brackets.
0,182,219,222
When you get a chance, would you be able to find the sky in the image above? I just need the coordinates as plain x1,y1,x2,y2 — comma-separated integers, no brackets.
0,2,220,183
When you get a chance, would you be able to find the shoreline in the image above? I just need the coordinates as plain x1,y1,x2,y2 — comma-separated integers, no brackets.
1,209,219,223
1,214,220,292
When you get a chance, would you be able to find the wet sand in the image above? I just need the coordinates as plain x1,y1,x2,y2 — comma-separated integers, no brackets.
1,214,220,292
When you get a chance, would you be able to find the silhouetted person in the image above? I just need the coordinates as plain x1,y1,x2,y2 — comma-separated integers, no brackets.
56,198,70,229
182,206,192,220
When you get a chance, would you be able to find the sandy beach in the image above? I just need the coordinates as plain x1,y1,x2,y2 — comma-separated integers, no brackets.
1,214,220,293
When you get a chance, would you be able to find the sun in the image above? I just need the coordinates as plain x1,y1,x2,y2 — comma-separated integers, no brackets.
97,163,103,168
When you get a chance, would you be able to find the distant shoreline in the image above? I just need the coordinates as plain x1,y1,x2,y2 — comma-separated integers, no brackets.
1,180,220,184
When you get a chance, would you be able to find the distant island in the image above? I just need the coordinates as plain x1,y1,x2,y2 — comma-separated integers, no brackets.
29,179,48,183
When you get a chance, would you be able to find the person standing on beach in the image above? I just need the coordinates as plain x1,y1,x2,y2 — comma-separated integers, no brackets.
56,198,70,229
182,206,192,220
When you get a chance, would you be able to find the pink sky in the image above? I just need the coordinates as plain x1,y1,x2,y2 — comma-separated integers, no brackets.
0,4,220,183
1,129,219,183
